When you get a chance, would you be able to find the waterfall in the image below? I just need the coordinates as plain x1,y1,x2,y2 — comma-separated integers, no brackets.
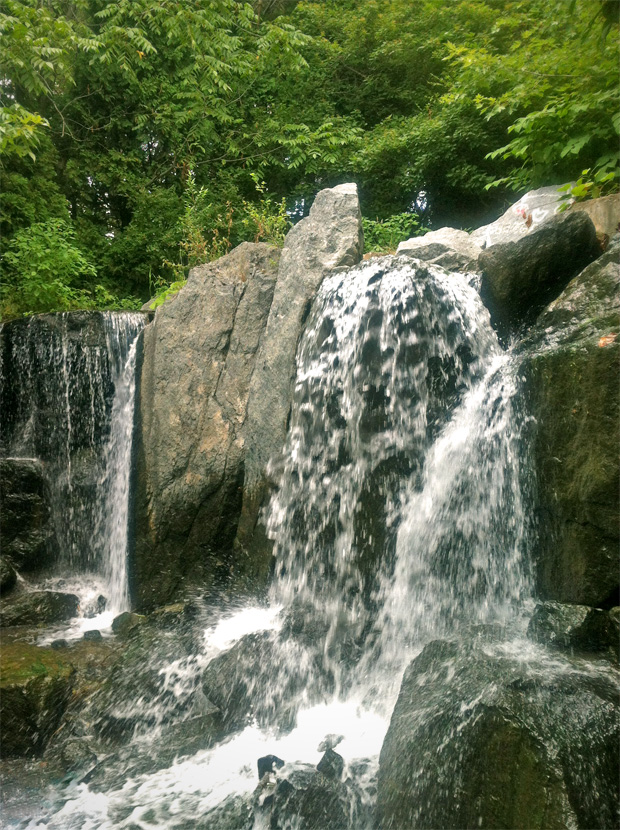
0,311,146,614
13,261,539,828
267,258,532,705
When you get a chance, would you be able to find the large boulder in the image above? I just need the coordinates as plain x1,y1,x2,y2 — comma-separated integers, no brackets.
0,457,59,572
0,642,75,757
471,184,568,249
133,243,280,610
376,638,619,830
134,186,364,609
520,245,620,607
0,590,79,627
479,210,600,333
233,183,364,579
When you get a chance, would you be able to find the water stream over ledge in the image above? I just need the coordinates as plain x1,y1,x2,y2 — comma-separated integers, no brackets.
0,311,146,634
4,258,617,829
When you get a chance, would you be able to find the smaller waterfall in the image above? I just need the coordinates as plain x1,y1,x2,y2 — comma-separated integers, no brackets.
0,311,146,615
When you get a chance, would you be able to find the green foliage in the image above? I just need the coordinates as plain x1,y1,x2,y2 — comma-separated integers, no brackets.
362,212,428,253
1,0,618,315
0,219,97,316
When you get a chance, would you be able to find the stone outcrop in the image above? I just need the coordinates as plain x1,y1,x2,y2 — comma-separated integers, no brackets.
134,185,364,610
479,210,600,333
377,638,619,830
133,242,280,611
234,183,364,573
520,243,620,607
0,590,80,627
0,642,75,757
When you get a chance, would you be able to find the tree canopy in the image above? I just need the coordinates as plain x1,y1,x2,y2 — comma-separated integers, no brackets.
1,0,617,317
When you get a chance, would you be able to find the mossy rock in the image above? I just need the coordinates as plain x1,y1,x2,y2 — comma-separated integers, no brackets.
520,246,620,607
377,637,619,829
0,642,75,757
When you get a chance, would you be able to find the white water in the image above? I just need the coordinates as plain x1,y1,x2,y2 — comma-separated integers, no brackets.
19,260,537,827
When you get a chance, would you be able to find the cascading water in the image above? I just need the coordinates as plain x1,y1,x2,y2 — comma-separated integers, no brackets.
0,311,146,620
21,258,541,829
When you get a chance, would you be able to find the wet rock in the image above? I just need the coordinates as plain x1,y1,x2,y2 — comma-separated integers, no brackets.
235,184,364,586
569,607,620,659
0,458,59,572
0,590,79,627
0,642,74,757
479,210,600,333
50,639,68,650
111,610,145,637
83,594,107,618
527,602,590,648
521,246,619,607
197,794,254,830
86,623,200,746
134,242,281,611
258,754,285,779
83,630,103,642
201,631,323,733
528,602,619,660
377,637,619,830
0,556,17,594
317,748,344,781
260,765,367,830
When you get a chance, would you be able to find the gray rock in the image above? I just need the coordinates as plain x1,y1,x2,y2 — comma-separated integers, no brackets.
111,611,145,637
520,247,619,607
0,458,59,572
396,227,482,271
570,192,620,240
234,184,364,579
0,642,75,757
134,242,280,611
527,601,590,648
317,748,344,781
377,637,619,830
471,184,568,248
479,210,600,333
0,590,80,627
83,629,103,642
261,764,367,830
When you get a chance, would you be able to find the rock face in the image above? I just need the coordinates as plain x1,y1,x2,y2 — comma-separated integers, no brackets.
134,185,364,610
377,638,619,830
0,458,59,573
0,642,74,757
521,244,620,607
479,210,600,333
133,243,280,610
234,183,364,573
